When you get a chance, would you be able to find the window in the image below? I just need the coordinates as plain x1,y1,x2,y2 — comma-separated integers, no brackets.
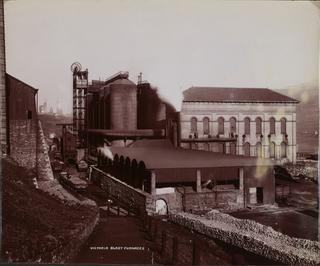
256,117,262,135
280,117,286,134
191,117,197,133
269,117,275,134
191,142,198,150
204,143,210,151
230,142,236,155
269,142,276,158
281,142,287,158
244,117,250,135
203,117,210,135
218,117,224,134
256,142,263,158
243,142,250,156
230,117,236,134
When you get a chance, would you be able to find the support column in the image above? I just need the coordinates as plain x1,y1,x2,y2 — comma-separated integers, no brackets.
196,169,201,192
151,170,156,195
237,167,245,207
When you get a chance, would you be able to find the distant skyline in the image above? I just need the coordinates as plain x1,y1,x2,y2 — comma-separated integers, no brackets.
4,0,320,112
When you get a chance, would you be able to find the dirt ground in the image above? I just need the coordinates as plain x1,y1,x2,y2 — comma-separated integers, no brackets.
1,158,97,263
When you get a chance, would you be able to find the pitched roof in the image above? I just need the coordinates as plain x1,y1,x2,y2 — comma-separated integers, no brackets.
183,87,299,103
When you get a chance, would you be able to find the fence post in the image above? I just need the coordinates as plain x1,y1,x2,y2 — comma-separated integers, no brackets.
172,236,178,265
161,231,167,256
152,219,158,242
117,205,120,216
148,215,152,233
192,239,200,265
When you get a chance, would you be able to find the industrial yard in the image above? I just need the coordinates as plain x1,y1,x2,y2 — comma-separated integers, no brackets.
1,0,319,265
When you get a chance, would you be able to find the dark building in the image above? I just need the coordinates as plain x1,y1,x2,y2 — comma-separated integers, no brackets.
5,74,38,168
82,71,176,160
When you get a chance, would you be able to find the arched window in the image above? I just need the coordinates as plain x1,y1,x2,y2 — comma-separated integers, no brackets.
269,142,276,158
191,117,197,133
244,117,250,135
203,117,210,135
256,142,263,158
281,142,287,158
218,117,224,134
256,117,262,135
270,117,275,134
204,143,210,151
230,117,236,134
243,142,250,156
280,117,286,134
230,142,236,155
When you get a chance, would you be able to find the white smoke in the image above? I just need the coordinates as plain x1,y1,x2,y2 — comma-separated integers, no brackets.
97,143,114,160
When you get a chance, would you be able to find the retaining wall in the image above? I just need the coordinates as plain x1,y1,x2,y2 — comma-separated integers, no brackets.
91,166,154,214
9,120,37,169
169,211,320,265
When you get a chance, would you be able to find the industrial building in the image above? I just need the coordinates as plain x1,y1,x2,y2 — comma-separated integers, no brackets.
180,87,299,163
5,74,38,168
96,139,275,213
69,64,177,162
64,65,277,212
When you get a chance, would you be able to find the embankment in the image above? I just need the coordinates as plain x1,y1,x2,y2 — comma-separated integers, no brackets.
169,211,320,265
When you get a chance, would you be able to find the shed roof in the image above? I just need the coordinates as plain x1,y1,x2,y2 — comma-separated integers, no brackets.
183,87,299,103
110,139,273,170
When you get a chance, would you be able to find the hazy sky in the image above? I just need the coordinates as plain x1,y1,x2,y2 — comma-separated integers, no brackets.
4,0,320,112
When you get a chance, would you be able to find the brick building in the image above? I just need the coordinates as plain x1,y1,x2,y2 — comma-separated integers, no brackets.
0,0,7,155
6,74,38,168
180,87,299,163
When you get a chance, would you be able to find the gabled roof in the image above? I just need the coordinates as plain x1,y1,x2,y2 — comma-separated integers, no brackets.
6,73,38,94
183,87,299,103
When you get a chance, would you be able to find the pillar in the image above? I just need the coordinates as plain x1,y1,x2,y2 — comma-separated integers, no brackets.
239,167,245,207
196,169,201,192
151,170,156,195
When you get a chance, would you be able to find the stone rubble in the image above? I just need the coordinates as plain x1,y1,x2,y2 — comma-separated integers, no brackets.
169,211,320,265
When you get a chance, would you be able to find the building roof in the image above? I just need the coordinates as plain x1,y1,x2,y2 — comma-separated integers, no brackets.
183,87,299,103
6,73,38,94
110,139,273,170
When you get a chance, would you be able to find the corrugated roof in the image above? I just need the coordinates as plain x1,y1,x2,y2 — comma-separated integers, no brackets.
183,87,299,103
110,140,273,169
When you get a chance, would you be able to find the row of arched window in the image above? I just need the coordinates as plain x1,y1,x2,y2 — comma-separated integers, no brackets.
191,142,287,158
190,117,287,135
243,141,287,158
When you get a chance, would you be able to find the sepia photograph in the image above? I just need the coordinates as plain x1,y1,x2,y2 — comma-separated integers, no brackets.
0,0,319,265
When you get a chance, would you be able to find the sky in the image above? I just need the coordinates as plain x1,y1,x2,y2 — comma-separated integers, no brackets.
4,0,320,113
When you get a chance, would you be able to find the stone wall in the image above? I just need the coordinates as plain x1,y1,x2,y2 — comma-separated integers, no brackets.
91,166,153,214
184,190,240,211
9,120,37,169
180,101,297,163
37,120,54,181
169,211,320,265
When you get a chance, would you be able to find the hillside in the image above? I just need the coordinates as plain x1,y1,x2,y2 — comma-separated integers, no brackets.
276,84,319,154
1,158,97,262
